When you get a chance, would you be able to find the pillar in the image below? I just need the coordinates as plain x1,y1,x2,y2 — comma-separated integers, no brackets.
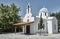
22,26,24,33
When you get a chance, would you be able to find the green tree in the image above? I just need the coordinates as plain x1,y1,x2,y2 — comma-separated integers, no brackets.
0,3,21,32
38,16,44,29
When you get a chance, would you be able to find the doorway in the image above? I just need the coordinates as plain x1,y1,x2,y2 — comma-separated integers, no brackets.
26,25,30,34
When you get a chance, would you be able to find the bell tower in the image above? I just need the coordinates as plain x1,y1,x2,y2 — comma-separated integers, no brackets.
39,8,49,19
23,2,34,22
25,2,32,18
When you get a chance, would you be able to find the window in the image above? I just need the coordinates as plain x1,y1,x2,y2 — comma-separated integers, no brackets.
45,13,46,16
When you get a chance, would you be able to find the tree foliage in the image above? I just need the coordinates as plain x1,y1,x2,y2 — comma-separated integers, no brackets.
38,16,44,29
0,3,21,32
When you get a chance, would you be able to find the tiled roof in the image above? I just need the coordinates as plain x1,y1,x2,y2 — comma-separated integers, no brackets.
13,21,34,26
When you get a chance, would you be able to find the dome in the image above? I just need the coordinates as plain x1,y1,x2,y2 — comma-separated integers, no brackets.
40,8,48,13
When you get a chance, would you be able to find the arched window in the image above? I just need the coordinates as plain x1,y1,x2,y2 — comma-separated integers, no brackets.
45,13,46,16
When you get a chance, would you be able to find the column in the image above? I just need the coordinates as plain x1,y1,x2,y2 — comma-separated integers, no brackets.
22,26,24,33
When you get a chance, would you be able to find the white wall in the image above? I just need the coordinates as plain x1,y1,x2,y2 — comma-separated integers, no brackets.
47,20,53,34
52,18,58,33
30,23,35,34
23,17,34,22
47,17,58,34
30,17,39,34
43,19,48,32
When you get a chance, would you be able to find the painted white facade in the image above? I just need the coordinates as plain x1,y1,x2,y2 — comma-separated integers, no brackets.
47,17,58,34
23,3,58,34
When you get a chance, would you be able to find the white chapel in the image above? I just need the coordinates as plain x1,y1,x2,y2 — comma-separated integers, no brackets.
22,3,58,34
14,3,58,34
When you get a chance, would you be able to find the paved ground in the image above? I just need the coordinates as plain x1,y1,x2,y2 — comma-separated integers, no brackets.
0,32,60,39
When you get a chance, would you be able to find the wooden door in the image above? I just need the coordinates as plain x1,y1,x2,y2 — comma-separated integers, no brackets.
26,25,30,34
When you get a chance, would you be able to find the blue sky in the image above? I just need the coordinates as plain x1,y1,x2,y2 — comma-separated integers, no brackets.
0,0,60,17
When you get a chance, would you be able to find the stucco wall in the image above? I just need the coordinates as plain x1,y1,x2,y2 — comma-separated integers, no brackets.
47,17,58,34
47,20,53,34
23,17,34,22
52,18,58,33
30,17,39,34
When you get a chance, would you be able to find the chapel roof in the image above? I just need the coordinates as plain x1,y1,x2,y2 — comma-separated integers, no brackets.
13,21,34,26
40,7,49,13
